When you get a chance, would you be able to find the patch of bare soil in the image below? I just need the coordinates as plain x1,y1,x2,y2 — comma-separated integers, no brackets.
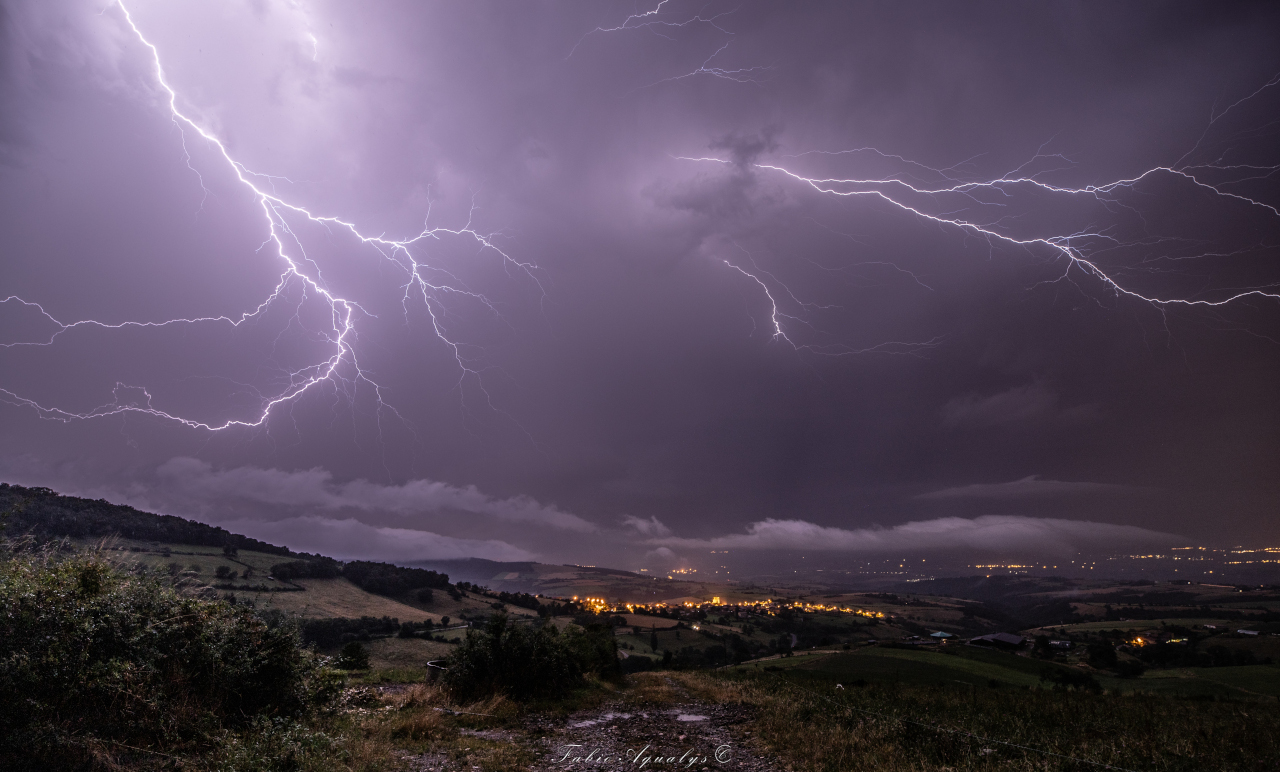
521,681,784,771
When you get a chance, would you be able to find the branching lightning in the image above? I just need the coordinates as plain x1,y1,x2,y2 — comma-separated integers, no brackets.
569,1,771,87
734,157,1280,307
670,73,1280,347
4,1,1278,439
0,1,540,432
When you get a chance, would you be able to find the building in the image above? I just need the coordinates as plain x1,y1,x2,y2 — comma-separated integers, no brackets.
970,632,1026,650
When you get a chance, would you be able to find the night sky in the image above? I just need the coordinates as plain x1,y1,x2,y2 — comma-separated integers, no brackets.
2,1,1278,571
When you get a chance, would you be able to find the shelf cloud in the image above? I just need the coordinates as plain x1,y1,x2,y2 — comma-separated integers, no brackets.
219,515,537,563
154,457,596,532
649,515,1179,555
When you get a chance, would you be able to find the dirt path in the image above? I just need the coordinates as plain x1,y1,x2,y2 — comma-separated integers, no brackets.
519,678,785,771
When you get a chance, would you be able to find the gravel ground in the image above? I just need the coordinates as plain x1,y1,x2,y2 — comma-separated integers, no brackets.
396,678,789,771
521,677,786,772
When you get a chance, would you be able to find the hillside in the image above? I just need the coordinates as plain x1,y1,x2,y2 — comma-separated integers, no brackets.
0,483,541,667
0,482,293,556
8,481,1280,684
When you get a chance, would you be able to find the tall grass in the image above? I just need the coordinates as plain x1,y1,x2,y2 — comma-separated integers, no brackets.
670,670,1280,771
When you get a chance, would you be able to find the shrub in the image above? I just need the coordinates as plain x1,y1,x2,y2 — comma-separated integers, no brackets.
1087,640,1118,669
0,546,336,769
565,622,622,681
336,642,371,670
300,616,400,649
443,614,595,702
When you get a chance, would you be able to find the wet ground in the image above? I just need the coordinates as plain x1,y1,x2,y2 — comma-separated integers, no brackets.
397,677,787,771
521,678,783,772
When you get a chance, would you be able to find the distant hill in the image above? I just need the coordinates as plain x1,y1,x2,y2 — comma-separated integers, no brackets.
0,483,294,556
0,482,730,605
0,482,449,596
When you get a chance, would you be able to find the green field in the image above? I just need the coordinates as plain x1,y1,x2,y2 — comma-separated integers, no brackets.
88,539,536,624
732,645,1280,700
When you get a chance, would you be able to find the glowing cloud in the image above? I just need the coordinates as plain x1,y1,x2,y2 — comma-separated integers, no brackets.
649,515,1178,555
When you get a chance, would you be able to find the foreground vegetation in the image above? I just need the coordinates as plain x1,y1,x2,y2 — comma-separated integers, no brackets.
686,669,1280,771
4,543,1280,770
0,542,619,771
0,544,354,770
4,513,1280,772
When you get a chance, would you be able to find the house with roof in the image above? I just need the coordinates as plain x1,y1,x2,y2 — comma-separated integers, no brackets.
970,632,1026,650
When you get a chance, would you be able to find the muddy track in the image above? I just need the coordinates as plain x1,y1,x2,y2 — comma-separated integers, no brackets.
518,678,785,771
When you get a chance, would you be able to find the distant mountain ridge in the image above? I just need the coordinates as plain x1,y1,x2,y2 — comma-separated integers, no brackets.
0,482,295,556
0,482,707,604
0,482,450,597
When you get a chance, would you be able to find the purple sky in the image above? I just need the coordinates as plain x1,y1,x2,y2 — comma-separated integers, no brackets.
2,1,1278,571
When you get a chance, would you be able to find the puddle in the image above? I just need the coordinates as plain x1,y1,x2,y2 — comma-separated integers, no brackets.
571,712,632,728
675,714,708,722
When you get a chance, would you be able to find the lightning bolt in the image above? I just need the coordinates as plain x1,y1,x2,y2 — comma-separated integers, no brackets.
671,75,1280,346
736,158,1280,308
570,1,771,87
0,1,540,433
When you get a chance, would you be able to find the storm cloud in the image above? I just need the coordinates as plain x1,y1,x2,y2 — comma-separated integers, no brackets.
154,458,597,532
1,1,1278,570
916,476,1148,502
218,516,537,564
650,515,1180,556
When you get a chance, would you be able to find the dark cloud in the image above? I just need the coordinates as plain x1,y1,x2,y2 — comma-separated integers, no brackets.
916,476,1148,502
650,515,1179,557
153,457,597,532
940,384,1095,429
0,0,1278,570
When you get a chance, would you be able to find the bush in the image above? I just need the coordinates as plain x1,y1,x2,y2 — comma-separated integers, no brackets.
299,616,401,649
443,614,613,702
336,641,371,670
1087,640,1118,669
0,546,336,769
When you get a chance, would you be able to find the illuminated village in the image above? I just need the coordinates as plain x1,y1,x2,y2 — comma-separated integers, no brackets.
571,594,888,619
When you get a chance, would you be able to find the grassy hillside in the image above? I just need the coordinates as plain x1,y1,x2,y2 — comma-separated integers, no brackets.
4,484,1280,769
732,643,1280,700
0,483,291,556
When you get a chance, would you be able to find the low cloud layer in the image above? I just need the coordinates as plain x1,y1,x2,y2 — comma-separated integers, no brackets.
156,457,595,532
218,515,536,563
941,385,1096,429
649,515,1179,555
916,476,1146,501
621,514,672,537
